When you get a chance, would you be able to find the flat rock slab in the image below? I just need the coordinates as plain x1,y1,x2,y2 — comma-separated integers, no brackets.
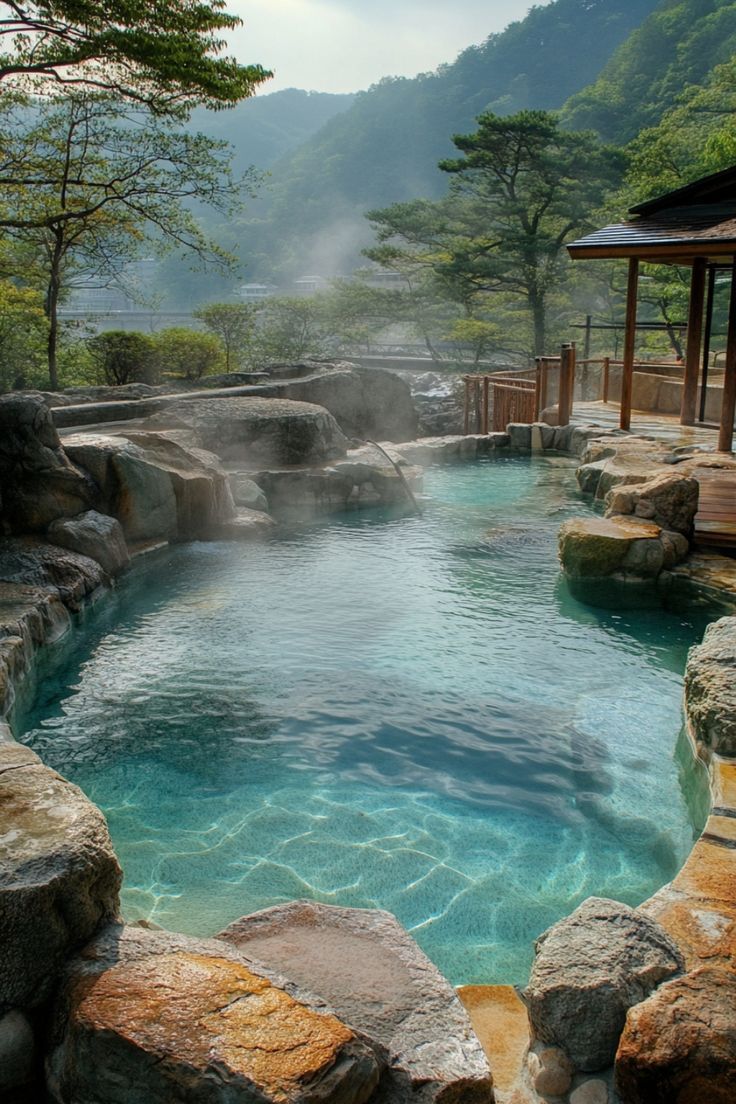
457,986,528,1101
218,900,493,1103
0,743,121,1009
158,397,350,466
47,923,379,1104
558,516,661,579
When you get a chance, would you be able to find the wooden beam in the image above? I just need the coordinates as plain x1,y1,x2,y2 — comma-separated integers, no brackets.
620,258,639,431
681,257,707,425
699,265,717,424
718,262,736,453
558,344,575,427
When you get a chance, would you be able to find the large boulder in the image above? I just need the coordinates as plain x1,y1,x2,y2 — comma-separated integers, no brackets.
605,470,699,537
0,743,121,1011
47,511,130,576
684,616,736,756
46,923,380,1104
158,396,350,466
525,897,684,1072
217,900,493,1103
615,967,736,1103
0,393,96,533
63,434,178,542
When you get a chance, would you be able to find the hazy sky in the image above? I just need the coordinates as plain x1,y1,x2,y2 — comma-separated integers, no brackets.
227,1,551,95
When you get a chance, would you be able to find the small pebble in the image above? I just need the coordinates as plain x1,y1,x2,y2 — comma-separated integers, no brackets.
570,1079,608,1104
533,1045,574,1097
0,1009,35,1090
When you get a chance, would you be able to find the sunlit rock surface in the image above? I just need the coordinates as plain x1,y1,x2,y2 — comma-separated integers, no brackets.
0,743,121,1010
47,923,380,1104
685,616,736,756
615,966,736,1103
218,900,493,1103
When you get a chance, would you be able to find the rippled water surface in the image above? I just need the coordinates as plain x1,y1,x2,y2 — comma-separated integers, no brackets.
20,456,709,984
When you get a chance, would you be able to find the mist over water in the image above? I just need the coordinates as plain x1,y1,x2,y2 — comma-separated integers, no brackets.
19,457,708,984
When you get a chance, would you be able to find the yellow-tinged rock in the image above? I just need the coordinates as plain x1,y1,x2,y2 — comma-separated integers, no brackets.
458,985,529,1098
558,516,661,579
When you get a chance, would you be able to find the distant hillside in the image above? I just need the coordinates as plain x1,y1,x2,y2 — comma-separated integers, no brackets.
234,0,660,281
562,0,736,142
189,88,355,175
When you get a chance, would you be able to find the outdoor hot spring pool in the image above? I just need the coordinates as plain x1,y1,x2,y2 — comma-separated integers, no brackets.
18,455,709,985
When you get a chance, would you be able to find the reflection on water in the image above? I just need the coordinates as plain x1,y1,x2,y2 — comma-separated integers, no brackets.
19,456,709,984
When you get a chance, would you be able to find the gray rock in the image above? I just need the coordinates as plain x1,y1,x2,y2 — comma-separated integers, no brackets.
217,899,493,1103
528,1045,574,1096
0,1009,35,1092
685,616,736,755
212,508,277,539
230,475,269,512
47,922,380,1104
0,743,121,1010
0,393,96,534
0,538,106,611
570,1080,609,1104
47,511,130,576
525,897,684,1072
507,423,532,449
158,396,350,466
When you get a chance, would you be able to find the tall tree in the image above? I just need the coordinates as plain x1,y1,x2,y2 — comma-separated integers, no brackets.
437,110,625,355
194,301,256,371
0,94,257,386
0,0,270,112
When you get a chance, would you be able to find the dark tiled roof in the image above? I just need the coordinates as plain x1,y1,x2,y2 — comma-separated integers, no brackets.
568,205,736,260
629,165,736,216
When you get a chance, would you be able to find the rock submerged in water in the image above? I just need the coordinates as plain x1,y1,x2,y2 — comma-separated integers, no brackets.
217,899,494,1103
525,897,684,1072
46,923,380,1104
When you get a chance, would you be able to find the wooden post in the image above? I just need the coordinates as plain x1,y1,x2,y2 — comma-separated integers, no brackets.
482,376,490,434
602,356,610,403
568,342,576,422
474,379,482,433
534,360,542,421
718,262,736,453
583,314,592,362
558,344,573,427
463,377,470,434
680,257,707,426
699,265,716,424
620,258,639,431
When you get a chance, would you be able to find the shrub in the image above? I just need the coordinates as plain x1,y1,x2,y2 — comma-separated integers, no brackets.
153,327,224,380
87,331,159,385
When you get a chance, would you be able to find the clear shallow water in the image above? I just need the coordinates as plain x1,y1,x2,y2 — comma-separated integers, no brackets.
19,456,709,984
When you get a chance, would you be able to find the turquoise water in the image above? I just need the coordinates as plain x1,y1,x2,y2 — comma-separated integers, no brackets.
19,456,709,985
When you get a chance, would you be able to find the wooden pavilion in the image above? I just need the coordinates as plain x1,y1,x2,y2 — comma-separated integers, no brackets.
567,165,736,452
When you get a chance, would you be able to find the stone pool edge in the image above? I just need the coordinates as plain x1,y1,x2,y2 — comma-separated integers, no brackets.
3,418,736,1103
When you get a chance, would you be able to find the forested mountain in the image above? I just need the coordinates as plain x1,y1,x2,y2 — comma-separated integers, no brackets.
233,0,660,281
188,89,355,176
563,0,736,142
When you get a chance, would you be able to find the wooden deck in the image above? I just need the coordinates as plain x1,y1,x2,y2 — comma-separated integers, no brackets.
693,467,736,550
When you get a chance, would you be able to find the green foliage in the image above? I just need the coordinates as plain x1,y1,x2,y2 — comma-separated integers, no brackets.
87,330,158,386
153,327,224,380
0,0,271,113
193,302,257,371
0,281,47,392
366,111,624,358
563,0,736,143
250,297,330,364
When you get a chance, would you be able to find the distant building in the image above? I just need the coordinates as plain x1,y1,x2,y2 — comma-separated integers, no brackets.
237,282,278,301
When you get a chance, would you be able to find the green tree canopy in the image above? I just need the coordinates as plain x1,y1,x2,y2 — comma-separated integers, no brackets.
0,0,271,112
193,301,256,371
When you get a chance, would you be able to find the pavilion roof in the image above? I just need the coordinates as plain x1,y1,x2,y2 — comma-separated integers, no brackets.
568,165,736,265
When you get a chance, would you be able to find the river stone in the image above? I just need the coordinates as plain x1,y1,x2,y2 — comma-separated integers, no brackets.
558,516,661,580
605,471,699,536
684,616,736,756
46,923,380,1104
47,511,129,576
217,900,493,1103
615,967,736,1103
212,507,277,539
525,897,684,1072
0,393,96,533
158,396,350,466
0,743,121,1010
230,475,269,511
